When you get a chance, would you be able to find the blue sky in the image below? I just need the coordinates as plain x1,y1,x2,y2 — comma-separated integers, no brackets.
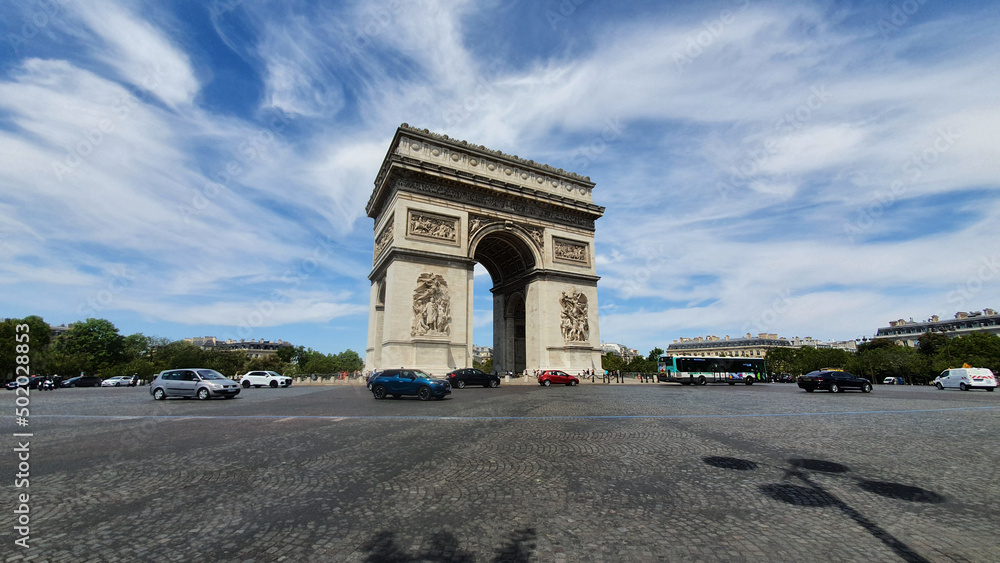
1,0,998,356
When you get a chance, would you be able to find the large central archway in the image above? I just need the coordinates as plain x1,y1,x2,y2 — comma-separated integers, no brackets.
471,227,538,374
364,124,604,376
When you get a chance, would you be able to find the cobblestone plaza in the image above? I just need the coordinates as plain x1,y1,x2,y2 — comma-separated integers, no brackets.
3,382,998,562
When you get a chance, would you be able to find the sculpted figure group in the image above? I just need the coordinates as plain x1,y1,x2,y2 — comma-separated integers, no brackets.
411,273,452,336
559,289,589,342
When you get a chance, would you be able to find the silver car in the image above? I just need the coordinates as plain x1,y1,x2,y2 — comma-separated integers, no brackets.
149,368,241,400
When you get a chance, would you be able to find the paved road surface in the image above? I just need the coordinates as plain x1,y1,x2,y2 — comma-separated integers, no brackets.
2,382,998,562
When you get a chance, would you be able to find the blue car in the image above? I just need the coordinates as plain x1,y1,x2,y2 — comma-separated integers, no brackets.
369,369,452,401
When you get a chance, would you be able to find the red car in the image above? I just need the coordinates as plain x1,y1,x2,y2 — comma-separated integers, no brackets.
537,370,579,387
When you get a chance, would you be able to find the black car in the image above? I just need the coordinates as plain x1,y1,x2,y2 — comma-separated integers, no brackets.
797,370,872,393
61,376,103,388
445,368,501,389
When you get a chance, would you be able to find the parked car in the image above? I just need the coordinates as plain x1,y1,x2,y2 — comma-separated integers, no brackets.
149,368,241,400
101,376,133,387
239,370,292,388
537,370,579,387
797,370,872,393
368,369,451,400
931,367,997,391
4,380,20,390
883,377,905,385
61,375,103,388
446,368,500,389
777,374,795,383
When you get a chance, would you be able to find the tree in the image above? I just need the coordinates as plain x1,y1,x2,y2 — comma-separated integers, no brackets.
245,354,285,373
49,318,125,375
601,353,624,372
917,332,948,357
647,347,665,363
856,338,897,353
335,349,364,372
0,316,53,379
275,345,297,364
765,347,797,376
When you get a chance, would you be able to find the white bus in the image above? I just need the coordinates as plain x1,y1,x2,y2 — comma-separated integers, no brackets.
657,356,767,386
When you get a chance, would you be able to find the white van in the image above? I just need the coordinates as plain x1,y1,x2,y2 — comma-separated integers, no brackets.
931,368,997,391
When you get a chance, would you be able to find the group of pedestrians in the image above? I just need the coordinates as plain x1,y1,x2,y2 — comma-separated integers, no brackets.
573,370,658,384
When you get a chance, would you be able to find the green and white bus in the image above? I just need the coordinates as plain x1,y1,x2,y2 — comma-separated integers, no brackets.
657,356,767,386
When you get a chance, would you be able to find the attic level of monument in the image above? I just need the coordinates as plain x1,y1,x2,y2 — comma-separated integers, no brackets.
365,124,604,376
366,124,605,229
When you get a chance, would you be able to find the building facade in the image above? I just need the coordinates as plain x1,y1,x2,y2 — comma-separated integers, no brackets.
665,333,857,358
875,309,1000,347
183,337,293,359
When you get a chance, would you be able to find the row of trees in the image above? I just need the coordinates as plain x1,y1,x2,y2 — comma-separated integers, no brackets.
765,332,1000,384
0,316,363,382
595,333,1000,385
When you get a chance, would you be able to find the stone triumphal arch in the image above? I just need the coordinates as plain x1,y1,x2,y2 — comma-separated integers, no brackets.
364,125,604,376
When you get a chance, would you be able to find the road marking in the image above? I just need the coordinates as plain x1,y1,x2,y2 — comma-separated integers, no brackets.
25,405,1000,422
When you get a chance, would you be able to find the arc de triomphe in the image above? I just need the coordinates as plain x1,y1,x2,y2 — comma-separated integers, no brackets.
364,124,604,376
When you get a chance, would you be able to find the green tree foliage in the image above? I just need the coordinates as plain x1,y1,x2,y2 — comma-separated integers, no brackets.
1,316,53,379
646,347,665,362
50,318,126,375
764,332,1000,384
931,331,1000,375
3,315,373,382
275,345,297,363
245,354,286,373
856,338,897,353
917,332,948,357
601,353,624,372
847,345,927,384
764,347,797,377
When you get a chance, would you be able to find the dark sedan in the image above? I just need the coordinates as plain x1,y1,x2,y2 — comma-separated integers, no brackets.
446,368,500,389
369,369,451,400
797,370,872,393
61,376,103,388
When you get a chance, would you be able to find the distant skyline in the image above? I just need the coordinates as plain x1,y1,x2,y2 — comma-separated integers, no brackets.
2,1,998,355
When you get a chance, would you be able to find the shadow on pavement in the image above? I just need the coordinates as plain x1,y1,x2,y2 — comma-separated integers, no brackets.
702,455,941,563
702,456,758,471
361,528,536,562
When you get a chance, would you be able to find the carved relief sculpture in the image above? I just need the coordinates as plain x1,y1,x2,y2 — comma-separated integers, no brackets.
411,273,452,337
408,211,457,242
468,214,489,237
553,238,588,264
374,216,393,258
528,228,544,250
559,289,589,342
